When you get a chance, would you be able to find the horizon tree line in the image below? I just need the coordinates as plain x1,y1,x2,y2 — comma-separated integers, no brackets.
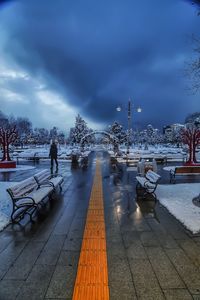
1,110,200,161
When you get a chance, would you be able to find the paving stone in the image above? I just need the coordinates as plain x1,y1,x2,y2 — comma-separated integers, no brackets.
36,235,65,265
0,235,12,254
120,215,152,232
119,222,138,232
108,257,133,283
123,235,147,259
45,265,76,299
140,231,161,247
53,214,74,235
5,241,44,280
122,230,140,248
106,234,122,244
129,258,165,299
157,209,189,240
146,247,185,289
107,241,127,258
166,248,200,294
57,250,80,267
67,220,86,239
147,218,168,232
16,265,54,300
31,201,68,242
106,225,121,237
178,239,200,267
31,221,55,242
163,289,193,300
0,240,27,280
109,281,137,300
193,237,200,245
0,279,23,300
63,237,82,251
156,234,179,249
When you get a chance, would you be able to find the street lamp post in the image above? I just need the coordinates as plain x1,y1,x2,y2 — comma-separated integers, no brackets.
127,99,131,155
116,98,141,155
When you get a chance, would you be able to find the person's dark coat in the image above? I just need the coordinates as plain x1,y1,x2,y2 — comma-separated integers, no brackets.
49,143,58,159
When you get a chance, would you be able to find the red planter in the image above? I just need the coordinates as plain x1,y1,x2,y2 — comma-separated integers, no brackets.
0,161,16,168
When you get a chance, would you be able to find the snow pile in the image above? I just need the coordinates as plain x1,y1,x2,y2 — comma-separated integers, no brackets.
156,183,200,234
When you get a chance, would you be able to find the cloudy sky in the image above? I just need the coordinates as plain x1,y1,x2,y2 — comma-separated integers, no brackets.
0,0,200,131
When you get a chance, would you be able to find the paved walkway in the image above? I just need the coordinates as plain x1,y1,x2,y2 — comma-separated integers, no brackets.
0,152,200,299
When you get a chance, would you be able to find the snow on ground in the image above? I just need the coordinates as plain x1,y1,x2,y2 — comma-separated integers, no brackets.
11,146,92,160
156,183,200,234
108,145,188,162
0,181,17,231
0,165,35,173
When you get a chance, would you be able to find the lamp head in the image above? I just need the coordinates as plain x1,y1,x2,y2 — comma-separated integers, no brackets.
116,106,122,112
137,107,142,113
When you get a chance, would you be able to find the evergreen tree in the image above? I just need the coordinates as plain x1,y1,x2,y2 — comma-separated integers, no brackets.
108,121,126,153
70,114,90,145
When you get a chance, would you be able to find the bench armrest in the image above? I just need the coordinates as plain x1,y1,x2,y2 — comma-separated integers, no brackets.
50,173,63,178
14,195,36,206
38,181,54,188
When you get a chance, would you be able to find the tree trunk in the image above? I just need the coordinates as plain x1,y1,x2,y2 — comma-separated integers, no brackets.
188,140,192,163
193,140,197,163
2,132,11,161
2,134,6,161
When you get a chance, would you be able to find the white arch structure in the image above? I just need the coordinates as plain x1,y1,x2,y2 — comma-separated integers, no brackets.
80,130,115,144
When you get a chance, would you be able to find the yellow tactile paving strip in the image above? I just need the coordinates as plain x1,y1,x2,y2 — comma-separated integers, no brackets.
72,160,109,300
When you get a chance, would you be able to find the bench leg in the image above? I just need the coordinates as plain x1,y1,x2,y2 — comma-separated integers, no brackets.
143,190,157,201
26,206,37,222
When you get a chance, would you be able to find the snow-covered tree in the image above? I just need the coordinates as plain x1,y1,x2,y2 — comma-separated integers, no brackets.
31,128,49,145
186,36,200,92
108,121,126,153
185,112,200,124
69,114,90,145
57,131,65,144
50,126,58,141
181,125,200,165
15,117,32,147
0,122,18,161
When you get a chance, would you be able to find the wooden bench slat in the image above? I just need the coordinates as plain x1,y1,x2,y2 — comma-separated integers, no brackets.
170,165,200,183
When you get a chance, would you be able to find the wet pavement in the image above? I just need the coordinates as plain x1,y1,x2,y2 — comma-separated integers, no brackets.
0,151,200,299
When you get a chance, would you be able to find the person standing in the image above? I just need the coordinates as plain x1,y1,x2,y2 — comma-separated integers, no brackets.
49,141,58,169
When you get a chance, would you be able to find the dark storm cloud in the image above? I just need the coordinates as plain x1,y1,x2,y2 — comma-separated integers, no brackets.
1,0,200,128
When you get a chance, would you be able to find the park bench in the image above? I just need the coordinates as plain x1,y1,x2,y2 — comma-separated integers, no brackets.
7,176,54,223
34,169,64,191
170,166,200,183
136,170,161,199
